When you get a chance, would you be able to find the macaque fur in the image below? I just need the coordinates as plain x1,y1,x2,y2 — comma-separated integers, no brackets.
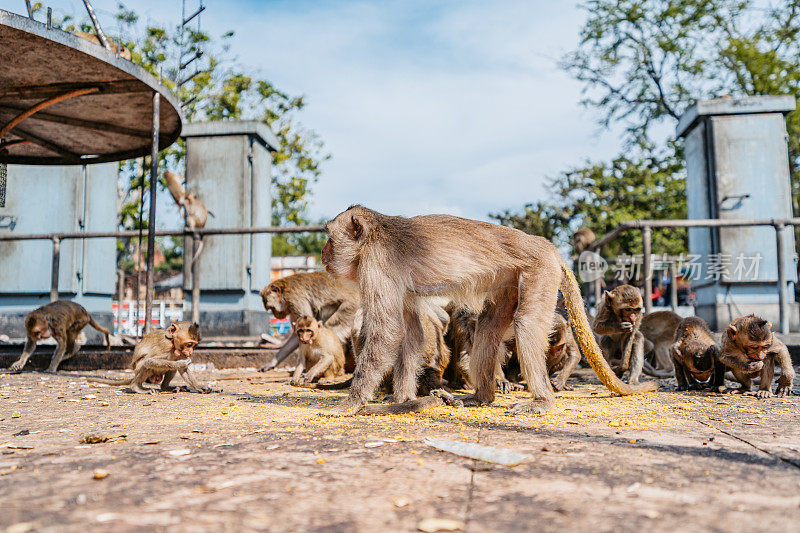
320,205,656,417
10,300,110,372
670,317,718,391
593,285,648,385
259,271,360,371
291,316,345,386
88,322,209,394
717,315,794,398
640,310,682,372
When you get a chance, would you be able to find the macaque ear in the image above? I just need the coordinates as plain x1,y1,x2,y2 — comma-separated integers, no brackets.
603,291,613,300
166,323,177,339
350,215,363,240
726,325,738,338
765,321,773,332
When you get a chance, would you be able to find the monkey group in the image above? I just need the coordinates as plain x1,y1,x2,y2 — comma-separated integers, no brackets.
4,206,795,410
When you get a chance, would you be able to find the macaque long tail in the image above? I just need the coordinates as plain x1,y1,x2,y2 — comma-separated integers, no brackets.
560,263,658,395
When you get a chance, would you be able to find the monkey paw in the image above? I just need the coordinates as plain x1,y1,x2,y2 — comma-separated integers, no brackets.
723,388,745,395
430,389,464,408
506,399,553,415
775,386,793,397
8,361,25,372
744,390,774,399
496,379,514,394
259,358,279,373
550,380,571,392
320,400,363,417
620,322,634,332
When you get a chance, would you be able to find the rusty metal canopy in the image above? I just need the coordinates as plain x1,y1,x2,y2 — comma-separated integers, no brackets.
0,8,182,165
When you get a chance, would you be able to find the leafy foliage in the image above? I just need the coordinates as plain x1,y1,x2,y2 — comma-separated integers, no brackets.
497,0,800,255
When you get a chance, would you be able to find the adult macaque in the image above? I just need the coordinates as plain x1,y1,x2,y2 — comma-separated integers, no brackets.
88,322,209,394
717,315,794,398
640,310,682,372
9,301,110,372
259,271,360,372
320,205,655,416
291,316,345,386
592,285,647,385
546,314,581,391
670,317,718,391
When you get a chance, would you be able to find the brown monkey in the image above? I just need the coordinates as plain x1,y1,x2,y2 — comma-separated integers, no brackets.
259,271,360,372
165,171,214,264
9,301,110,373
320,205,655,416
670,317,718,391
716,315,794,398
74,31,132,60
88,322,208,394
291,316,345,386
640,310,682,372
546,314,581,391
593,285,648,385
571,227,596,256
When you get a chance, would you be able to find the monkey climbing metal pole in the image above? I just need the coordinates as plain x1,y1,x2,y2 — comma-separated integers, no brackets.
143,93,160,334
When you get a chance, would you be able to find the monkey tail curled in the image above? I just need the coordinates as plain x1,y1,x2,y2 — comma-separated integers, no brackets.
559,263,658,395
86,376,134,385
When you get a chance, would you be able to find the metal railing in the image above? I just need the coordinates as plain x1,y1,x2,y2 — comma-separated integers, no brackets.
0,224,325,324
590,217,800,333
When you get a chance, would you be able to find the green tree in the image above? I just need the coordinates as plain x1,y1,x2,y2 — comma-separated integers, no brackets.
497,0,800,255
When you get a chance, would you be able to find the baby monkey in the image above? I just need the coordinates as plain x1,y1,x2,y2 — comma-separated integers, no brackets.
291,315,345,386
717,315,794,398
10,300,110,372
88,322,209,394
593,285,647,385
670,317,718,391
547,314,582,391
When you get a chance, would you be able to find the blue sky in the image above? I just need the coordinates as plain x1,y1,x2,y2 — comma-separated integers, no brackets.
1,1,628,223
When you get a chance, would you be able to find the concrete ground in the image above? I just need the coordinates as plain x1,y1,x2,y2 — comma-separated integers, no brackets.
1,367,799,533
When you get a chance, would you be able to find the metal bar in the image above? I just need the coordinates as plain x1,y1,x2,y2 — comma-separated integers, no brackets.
775,223,789,334
46,7,51,29
178,70,201,87
182,5,206,25
593,278,602,311
0,80,148,100
191,233,200,324
116,268,125,315
670,261,678,312
12,126,81,162
642,226,652,313
81,0,112,50
180,50,203,70
0,88,100,139
0,225,326,241
144,93,160,334
24,0,33,18
0,104,150,138
50,237,60,302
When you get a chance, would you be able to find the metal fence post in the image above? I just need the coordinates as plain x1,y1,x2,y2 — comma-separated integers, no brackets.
669,260,678,312
775,223,789,333
49,236,60,302
144,92,160,334
642,226,652,313
191,232,200,324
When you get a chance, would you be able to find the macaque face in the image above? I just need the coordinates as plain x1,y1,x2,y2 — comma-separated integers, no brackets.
741,339,771,361
619,305,641,324
295,316,319,344
165,322,201,358
263,285,287,318
28,317,51,340
683,346,716,381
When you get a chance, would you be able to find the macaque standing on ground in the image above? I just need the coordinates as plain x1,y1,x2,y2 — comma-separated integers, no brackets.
717,315,794,398
88,322,209,394
291,316,345,386
320,205,655,416
10,301,110,372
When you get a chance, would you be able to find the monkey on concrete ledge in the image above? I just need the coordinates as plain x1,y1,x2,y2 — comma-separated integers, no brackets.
319,205,656,416
9,300,110,373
